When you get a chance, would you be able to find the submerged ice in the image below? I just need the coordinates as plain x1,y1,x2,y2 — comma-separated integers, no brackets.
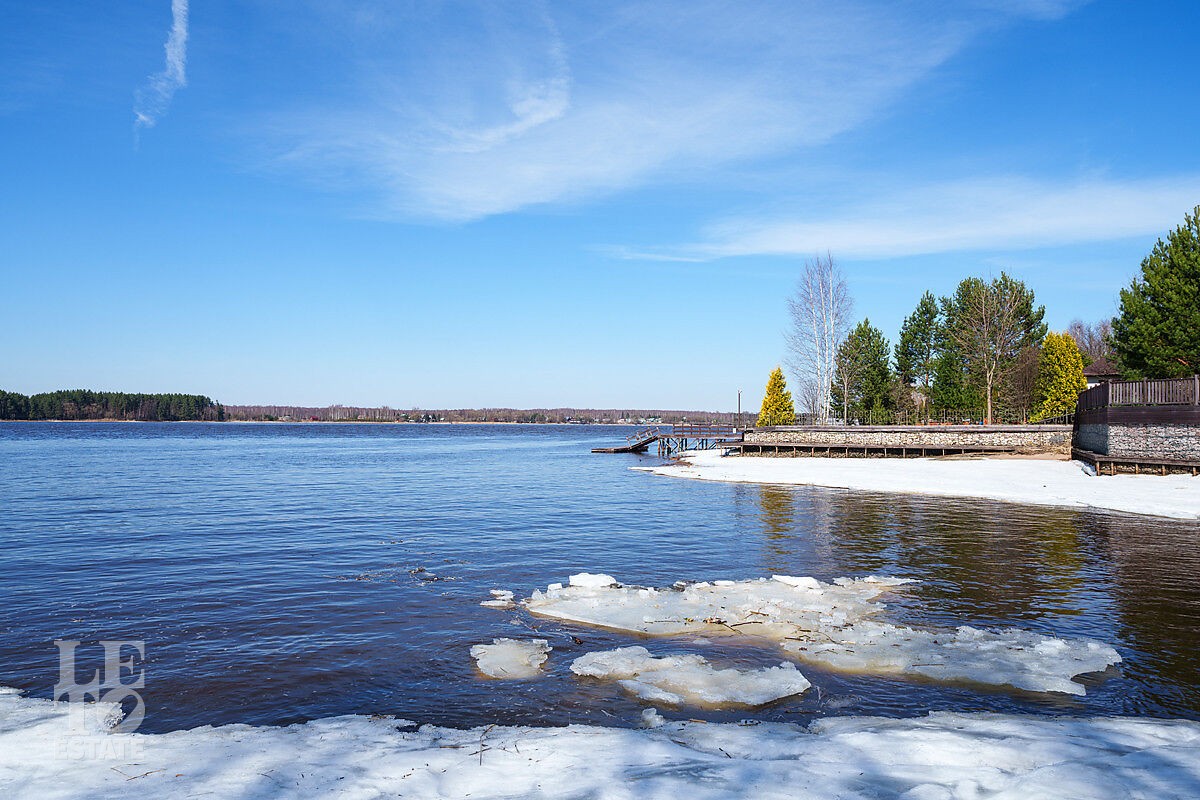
571,646,811,707
526,574,1121,695
470,638,551,679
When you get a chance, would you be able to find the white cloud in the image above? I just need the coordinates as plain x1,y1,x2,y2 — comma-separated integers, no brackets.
134,0,189,131
258,1,1069,221
637,175,1200,260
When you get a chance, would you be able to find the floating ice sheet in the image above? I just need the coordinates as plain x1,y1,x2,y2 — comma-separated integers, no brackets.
525,574,1121,695
480,589,515,609
782,622,1120,696
571,646,811,707
470,638,551,679
526,573,911,636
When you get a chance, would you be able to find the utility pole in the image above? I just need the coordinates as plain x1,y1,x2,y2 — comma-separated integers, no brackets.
737,389,742,430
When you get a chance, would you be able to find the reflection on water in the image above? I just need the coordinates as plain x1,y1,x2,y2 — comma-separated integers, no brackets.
0,422,1198,733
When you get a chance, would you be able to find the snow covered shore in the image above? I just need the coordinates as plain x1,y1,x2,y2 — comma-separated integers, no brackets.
644,451,1200,519
3,688,1199,799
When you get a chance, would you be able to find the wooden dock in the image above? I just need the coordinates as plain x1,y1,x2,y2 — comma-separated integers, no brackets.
591,427,662,454
592,425,742,457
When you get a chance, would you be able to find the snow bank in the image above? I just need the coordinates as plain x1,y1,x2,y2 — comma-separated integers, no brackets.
470,639,551,679
526,574,1121,695
3,689,1200,800
571,646,811,706
645,451,1200,519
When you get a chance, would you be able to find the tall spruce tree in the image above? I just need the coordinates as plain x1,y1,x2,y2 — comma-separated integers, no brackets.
756,366,796,427
833,320,894,422
1032,332,1087,421
1111,205,1200,378
895,292,940,399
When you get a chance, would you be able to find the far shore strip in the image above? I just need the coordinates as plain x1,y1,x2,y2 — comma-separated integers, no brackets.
643,451,1200,520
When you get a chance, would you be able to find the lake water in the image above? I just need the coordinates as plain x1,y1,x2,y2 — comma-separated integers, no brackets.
1,422,1198,734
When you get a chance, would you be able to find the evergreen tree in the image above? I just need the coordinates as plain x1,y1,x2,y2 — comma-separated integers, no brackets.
833,320,894,421
756,367,796,427
1032,332,1087,421
895,292,940,398
0,390,31,420
1111,205,1200,378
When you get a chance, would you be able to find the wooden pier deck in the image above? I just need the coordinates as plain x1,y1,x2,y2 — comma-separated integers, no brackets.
592,425,742,456
591,427,662,454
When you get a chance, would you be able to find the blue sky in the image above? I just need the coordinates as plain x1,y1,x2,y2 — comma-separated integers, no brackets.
2,1,1198,410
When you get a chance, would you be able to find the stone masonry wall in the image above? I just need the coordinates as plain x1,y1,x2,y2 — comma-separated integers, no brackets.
1075,424,1108,455
746,426,1071,452
1107,424,1200,461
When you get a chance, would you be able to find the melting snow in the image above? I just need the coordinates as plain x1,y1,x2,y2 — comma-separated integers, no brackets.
470,638,551,679
571,646,811,707
646,450,1200,520
525,574,1121,695
3,689,1199,799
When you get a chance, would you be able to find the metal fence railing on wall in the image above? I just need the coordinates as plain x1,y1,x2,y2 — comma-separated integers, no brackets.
784,408,1034,426
842,408,1033,426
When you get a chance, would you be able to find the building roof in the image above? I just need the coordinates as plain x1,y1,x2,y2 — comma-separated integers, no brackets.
1083,356,1120,377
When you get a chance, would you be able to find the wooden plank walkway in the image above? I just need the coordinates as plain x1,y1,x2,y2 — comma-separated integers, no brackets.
1072,447,1200,476
725,441,1022,458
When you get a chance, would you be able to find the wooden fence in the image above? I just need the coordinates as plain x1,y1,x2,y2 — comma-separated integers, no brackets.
1077,376,1200,411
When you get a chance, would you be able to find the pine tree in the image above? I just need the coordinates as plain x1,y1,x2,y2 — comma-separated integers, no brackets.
833,319,894,422
1031,332,1087,421
756,367,796,427
895,292,940,398
1111,205,1200,378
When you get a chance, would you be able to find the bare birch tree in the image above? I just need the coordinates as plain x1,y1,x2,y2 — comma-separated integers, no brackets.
942,273,1046,425
785,254,853,422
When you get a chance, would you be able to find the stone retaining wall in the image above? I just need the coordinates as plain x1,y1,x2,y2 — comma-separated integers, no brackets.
746,425,1071,452
1105,424,1200,461
1075,424,1107,455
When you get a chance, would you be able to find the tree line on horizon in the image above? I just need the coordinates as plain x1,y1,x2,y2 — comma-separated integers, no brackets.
0,390,224,421
757,204,1200,427
0,394,739,426
222,405,736,425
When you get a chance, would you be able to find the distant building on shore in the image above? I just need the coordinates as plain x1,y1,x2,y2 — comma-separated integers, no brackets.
1083,357,1121,389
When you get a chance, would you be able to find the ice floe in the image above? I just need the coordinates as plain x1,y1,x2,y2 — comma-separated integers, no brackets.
525,574,1121,695
470,638,551,679
480,589,515,609
4,688,1200,799
568,572,617,588
527,573,911,636
571,646,811,707
781,622,1120,695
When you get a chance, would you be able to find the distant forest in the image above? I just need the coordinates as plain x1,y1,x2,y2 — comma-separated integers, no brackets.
0,392,734,425
0,390,224,421
222,405,738,425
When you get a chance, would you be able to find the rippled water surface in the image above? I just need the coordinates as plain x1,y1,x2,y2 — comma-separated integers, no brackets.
1,422,1198,733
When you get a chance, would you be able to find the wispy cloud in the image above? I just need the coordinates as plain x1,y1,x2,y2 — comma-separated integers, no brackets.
134,0,189,132
255,1,1075,221
627,175,1200,260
